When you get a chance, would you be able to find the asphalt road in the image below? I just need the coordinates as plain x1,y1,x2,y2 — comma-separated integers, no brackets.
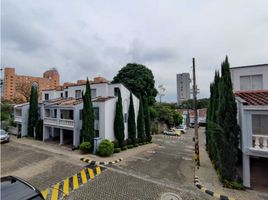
1,129,210,200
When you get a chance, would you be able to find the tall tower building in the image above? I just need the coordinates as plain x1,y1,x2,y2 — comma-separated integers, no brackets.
176,73,191,104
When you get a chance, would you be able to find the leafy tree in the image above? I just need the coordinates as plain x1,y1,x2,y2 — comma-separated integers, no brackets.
16,80,35,102
35,120,43,140
143,97,151,140
178,98,209,109
128,93,136,144
114,89,125,147
112,63,158,105
28,84,38,137
81,78,95,143
137,97,145,142
173,111,183,126
0,100,13,121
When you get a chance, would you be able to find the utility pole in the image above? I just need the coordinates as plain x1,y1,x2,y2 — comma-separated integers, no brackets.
192,58,200,167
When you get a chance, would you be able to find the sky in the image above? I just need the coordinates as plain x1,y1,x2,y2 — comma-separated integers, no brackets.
2,0,268,102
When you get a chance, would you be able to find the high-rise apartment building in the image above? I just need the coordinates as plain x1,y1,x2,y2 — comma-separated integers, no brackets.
3,67,60,101
176,73,191,104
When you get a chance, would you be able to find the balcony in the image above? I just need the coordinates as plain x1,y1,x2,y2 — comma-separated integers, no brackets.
251,135,268,152
14,116,22,123
44,117,74,128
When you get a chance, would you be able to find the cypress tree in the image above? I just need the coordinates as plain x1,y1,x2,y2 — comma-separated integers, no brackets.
128,93,136,144
137,97,145,142
81,78,95,143
114,89,125,147
217,56,240,181
28,83,38,137
143,97,151,141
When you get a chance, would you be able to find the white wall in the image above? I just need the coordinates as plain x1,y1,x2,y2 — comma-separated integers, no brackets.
230,65,268,91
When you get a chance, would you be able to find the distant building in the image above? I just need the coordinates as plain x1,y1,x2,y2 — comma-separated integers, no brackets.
177,108,207,125
231,63,268,188
176,73,191,104
3,67,60,101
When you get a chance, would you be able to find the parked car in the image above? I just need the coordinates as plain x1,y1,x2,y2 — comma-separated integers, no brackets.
0,129,10,143
163,129,180,136
176,124,187,134
1,176,44,200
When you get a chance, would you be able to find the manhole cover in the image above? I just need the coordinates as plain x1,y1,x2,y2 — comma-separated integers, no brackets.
161,192,182,200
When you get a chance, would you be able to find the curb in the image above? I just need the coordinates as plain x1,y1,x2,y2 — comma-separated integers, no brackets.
80,157,123,165
41,166,104,200
194,176,236,200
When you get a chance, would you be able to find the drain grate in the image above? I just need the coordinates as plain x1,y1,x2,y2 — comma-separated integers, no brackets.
161,192,182,200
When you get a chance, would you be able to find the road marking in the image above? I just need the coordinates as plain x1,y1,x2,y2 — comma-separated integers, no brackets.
41,188,48,199
51,182,60,200
88,168,95,179
63,177,69,196
41,166,104,200
73,174,79,190
80,169,87,184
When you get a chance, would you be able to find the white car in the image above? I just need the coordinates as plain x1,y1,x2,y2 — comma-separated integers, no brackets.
176,125,187,134
0,129,10,143
163,129,181,136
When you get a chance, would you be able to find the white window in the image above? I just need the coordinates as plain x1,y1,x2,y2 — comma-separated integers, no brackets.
45,93,49,100
75,90,82,98
240,75,263,90
91,89,97,98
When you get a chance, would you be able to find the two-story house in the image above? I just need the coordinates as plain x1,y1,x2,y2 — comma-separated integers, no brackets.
230,64,268,188
14,77,139,148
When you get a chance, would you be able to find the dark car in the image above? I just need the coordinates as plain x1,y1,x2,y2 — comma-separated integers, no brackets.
1,176,44,200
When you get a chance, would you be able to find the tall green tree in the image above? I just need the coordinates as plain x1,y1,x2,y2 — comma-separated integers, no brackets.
112,63,158,105
114,89,125,147
28,83,38,137
217,56,240,180
81,78,95,143
128,93,136,144
137,97,145,142
143,97,151,141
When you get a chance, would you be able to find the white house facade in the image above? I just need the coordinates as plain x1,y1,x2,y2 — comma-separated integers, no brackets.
231,64,268,188
14,79,139,148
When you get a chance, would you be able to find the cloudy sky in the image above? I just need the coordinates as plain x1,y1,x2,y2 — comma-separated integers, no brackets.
2,0,268,102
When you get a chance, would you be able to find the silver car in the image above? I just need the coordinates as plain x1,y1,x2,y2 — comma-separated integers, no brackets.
0,129,10,143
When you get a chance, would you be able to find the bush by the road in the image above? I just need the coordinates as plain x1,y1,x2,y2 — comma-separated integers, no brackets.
79,142,92,153
98,139,114,157
113,148,121,153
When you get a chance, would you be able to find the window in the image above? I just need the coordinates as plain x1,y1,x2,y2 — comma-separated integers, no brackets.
45,93,49,100
240,75,263,90
94,107,99,120
114,88,119,96
53,109,57,118
65,91,68,98
91,89,96,98
124,113,127,123
60,93,63,98
79,110,83,120
75,90,82,98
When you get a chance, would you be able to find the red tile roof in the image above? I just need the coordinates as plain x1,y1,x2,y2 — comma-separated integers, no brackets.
235,90,268,106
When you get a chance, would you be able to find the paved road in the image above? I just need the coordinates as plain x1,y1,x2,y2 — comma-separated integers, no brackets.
66,129,211,200
1,139,83,191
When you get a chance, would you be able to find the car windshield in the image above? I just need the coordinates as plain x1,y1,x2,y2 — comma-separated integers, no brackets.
178,125,184,129
0,130,6,136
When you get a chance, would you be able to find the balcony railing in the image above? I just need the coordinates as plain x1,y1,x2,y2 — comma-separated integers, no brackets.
14,116,22,122
252,134,268,151
44,117,74,128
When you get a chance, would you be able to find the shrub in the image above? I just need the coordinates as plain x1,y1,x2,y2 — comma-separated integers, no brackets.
98,139,114,157
113,148,121,153
127,144,134,149
143,142,147,145
79,142,92,153
136,138,141,143
112,140,119,148
126,138,132,145
121,146,128,151
134,144,139,147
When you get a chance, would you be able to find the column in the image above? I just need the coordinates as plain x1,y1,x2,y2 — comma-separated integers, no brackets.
60,129,63,145
242,153,251,188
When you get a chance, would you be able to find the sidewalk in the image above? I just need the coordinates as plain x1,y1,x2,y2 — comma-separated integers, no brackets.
195,128,265,200
10,135,158,163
